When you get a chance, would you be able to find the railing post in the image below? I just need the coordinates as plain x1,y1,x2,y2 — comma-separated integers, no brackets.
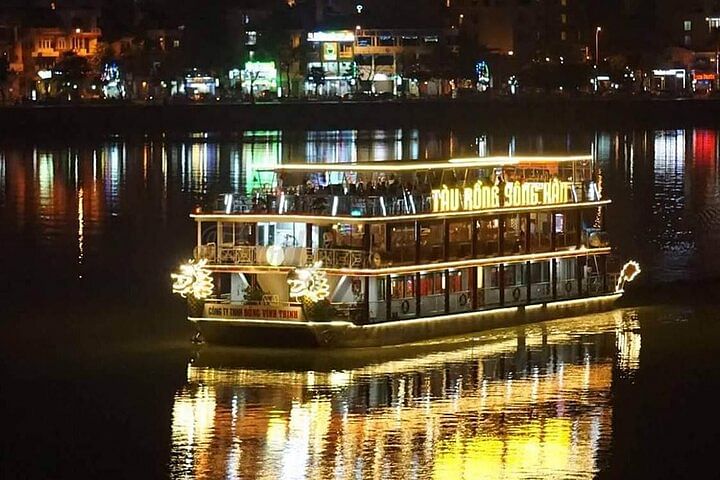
499,215,505,255
526,260,531,304
385,275,392,321
471,266,478,310
444,269,450,314
415,272,421,318
499,264,505,306
363,276,370,324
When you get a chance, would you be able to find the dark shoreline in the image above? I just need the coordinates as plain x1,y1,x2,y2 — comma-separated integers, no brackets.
3,97,720,138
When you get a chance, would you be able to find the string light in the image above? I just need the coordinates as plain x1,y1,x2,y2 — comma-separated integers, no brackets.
172,259,214,299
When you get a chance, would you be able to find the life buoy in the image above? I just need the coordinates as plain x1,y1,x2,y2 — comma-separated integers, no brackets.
564,281,572,293
401,299,411,314
512,287,521,301
459,293,468,306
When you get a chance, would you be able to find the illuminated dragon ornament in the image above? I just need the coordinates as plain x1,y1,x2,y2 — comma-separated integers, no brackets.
615,260,641,293
172,259,214,299
288,261,330,302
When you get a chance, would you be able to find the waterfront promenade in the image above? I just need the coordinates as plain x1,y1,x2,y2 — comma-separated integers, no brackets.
2,97,720,136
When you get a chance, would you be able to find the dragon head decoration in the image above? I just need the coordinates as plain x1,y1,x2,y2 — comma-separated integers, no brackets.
288,261,330,302
171,259,214,299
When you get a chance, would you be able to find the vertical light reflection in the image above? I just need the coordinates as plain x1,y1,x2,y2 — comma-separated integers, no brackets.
0,151,6,204
229,145,242,193
244,132,282,192
170,383,217,480
37,149,54,211
408,129,420,160
615,310,642,375
477,135,488,157
77,186,84,279
105,143,122,214
652,129,691,278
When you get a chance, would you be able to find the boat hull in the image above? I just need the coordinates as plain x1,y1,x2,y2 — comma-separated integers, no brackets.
190,293,622,348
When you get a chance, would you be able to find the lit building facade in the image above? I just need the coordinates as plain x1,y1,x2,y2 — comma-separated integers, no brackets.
304,28,458,97
304,30,356,96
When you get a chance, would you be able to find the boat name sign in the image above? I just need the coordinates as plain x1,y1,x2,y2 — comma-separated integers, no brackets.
431,179,572,213
204,303,304,321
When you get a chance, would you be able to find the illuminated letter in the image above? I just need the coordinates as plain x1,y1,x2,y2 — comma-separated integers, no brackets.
511,182,522,207
463,187,473,211
473,182,482,209
531,184,540,205
491,186,500,208
431,189,441,212
551,179,560,204
449,187,461,211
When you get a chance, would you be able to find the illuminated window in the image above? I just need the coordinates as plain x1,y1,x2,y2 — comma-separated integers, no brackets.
709,18,720,28
561,31,567,41
173,39,180,48
684,34,692,46
245,31,257,46
561,13,567,24
560,0,567,6
39,38,52,50
684,20,692,31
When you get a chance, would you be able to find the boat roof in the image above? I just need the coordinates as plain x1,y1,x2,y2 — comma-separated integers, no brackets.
254,155,593,173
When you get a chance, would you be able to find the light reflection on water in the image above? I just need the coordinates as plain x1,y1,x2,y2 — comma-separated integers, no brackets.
168,310,640,480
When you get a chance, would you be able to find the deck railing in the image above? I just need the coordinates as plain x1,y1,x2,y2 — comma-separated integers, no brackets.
208,182,592,217
195,244,367,269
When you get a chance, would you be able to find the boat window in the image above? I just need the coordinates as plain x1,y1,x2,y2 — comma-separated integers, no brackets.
391,275,414,299
334,224,364,249
389,223,415,264
419,221,444,263
504,263,527,287
476,217,500,257
419,272,444,296
370,224,386,254
503,214,526,254
447,220,472,260
448,270,466,293
528,212,552,252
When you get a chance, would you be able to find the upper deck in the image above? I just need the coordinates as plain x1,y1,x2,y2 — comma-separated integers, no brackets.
193,155,606,222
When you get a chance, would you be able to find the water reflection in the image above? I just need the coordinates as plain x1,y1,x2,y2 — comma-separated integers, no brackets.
168,310,640,480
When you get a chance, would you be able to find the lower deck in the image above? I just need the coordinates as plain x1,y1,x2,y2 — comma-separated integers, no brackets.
190,292,621,348
204,254,617,325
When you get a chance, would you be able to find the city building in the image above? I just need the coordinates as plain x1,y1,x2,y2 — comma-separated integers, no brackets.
303,27,458,97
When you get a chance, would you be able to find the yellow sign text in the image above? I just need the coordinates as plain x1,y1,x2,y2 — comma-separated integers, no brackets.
431,180,572,213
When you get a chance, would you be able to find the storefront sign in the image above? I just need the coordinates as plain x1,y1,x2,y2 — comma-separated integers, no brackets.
431,180,572,213
694,73,716,81
308,31,355,42
323,42,338,61
204,303,304,321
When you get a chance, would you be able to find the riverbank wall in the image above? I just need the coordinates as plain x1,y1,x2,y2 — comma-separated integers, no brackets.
3,98,720,137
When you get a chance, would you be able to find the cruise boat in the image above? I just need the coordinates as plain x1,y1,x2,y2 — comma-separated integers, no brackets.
171,155,640,347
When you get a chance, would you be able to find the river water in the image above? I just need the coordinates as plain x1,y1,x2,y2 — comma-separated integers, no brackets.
1,129,720,479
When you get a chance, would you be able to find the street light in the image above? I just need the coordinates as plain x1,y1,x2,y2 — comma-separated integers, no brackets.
595,26,602,68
